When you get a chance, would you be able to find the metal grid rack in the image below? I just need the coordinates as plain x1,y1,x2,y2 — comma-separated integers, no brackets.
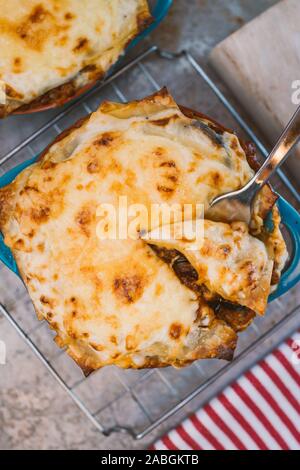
0,46,300,440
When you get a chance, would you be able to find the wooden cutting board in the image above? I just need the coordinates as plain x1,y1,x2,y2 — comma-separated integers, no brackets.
210,0,300,178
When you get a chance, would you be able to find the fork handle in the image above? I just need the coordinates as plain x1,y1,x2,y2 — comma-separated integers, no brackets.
254,105,300,187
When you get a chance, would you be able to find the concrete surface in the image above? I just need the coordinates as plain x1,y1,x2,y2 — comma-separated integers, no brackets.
1,0,298,451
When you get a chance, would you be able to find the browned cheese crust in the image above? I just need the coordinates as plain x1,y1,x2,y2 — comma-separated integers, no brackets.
0,89,288,372
0,0,152,117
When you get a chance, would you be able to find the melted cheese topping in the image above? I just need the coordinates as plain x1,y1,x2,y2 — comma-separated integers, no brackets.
0,0,151,113
0,90,287,371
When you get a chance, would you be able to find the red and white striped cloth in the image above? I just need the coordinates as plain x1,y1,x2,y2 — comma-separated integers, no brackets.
152,333,300,450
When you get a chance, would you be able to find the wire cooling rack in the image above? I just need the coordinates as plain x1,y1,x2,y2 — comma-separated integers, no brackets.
0,46,300,440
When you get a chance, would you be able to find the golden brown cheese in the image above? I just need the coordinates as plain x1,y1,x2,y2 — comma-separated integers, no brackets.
0,89,288,372
0,0,152,116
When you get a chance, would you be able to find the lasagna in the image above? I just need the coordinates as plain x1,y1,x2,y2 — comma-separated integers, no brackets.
0,0,152,116
0,89,288,372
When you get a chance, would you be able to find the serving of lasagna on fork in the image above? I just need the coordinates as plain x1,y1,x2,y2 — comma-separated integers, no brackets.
0,89,288,373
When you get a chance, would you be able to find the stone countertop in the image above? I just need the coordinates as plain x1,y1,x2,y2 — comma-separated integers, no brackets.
1,0,295,451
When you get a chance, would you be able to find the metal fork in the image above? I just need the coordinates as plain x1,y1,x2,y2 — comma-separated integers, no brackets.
207,105,300,224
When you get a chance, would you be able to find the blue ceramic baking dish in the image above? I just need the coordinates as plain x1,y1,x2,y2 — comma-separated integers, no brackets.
12,1,173,114
130,0,173,48
0,156,299,302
